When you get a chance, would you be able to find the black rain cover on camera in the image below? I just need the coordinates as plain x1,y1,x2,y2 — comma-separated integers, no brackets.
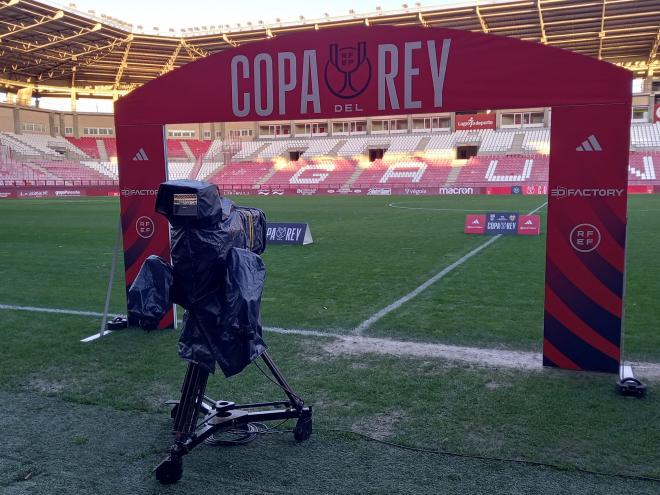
178,247,267,376
155,179,226,224
169,207,247,308
127,255,173,330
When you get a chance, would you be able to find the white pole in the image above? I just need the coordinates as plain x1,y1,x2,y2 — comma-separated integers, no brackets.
97,217,122,340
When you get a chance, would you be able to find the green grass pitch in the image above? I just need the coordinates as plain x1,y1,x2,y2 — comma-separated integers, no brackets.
0,195,659,494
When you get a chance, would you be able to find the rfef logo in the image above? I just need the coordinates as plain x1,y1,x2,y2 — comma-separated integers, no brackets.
136,216,155,239
324,42,371,99
569,223,601,253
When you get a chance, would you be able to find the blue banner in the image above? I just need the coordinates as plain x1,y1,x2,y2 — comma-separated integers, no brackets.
485,212,519,235
266,222,313,245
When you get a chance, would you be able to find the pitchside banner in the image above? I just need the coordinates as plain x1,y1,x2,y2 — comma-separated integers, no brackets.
544,104,630,373
485,212,518,235
115,25,631,372
266,222,313,245
116,124,174,328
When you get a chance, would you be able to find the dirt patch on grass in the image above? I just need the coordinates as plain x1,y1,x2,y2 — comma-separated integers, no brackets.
322,335,660,381
28,377,67,393
352,409,408,440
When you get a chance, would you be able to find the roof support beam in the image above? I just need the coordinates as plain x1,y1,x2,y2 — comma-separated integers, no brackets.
0,0,20,12
597,0,606,60
221,33,237,48
3,34,132,72
182,38,208,59
536,0,547,44
114,38,132,88
159,39,182,76
14,21,101,53
648,26,660,76
0,9,62,40
475,4,489,34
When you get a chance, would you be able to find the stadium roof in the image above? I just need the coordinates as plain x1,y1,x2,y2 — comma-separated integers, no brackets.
0,0,658,97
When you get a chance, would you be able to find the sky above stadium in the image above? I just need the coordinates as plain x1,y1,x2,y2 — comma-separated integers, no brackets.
45,0,466,32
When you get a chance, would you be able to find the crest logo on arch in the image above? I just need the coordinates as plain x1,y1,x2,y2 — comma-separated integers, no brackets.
324,42,372,99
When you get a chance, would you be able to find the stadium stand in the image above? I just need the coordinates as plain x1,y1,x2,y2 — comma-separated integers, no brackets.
628,151,658,183
233,141,265,160
479,130,517,153
66,137,100,158
207,162,272,187
258,140,308,159
424,132,456,156
521,129,551,153
301,139,341,158
3,128,660,189
631,123,660,148
264,158,357,187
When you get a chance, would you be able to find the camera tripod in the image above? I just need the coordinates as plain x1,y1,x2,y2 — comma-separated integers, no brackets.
154,351,312,484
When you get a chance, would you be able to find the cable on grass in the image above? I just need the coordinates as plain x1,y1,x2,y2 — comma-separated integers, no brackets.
319,428,660,484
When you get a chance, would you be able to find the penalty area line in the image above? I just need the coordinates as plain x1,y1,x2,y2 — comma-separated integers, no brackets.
354,201,548,335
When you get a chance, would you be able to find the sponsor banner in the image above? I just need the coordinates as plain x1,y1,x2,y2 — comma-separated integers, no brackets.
266,222,313,245
116,124,174,329
464,214,486,234
517,215,541,235
511,186,522,195
367,187,392,196
438,186,478,195
17,190,49,198
628,185,654,194
543,104,629,374
524,184,548,195
655,104,660,123
0,186,117,198
485,186,511,195
485,211,519,235
455,113,496,130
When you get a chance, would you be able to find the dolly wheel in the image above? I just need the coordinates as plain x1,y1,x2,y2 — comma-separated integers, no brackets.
294,412,313,443
154,456,183,484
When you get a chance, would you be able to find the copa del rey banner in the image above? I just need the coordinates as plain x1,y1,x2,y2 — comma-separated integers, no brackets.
115,26,631,125
115,25,632,372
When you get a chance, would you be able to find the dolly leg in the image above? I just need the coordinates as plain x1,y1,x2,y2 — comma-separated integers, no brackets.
261,351,304,410
173,362,209,439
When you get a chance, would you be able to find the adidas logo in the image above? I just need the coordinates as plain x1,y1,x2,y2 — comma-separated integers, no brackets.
471,218,480,225
132,148,149,161
576,134,602,152
525,219,533,225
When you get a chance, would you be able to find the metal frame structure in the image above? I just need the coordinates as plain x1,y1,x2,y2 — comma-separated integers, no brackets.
0,0,658,99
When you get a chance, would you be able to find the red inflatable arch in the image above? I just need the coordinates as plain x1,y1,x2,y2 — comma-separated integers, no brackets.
114,25,631,373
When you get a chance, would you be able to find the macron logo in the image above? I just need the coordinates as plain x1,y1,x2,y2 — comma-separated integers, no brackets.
133,148,149,161
576,134,602,152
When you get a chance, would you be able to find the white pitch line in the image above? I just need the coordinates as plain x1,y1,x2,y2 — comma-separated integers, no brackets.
388,203,493,213
0,303,342,341
354,201,548,335
0,303,120,318
3,301,660,379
